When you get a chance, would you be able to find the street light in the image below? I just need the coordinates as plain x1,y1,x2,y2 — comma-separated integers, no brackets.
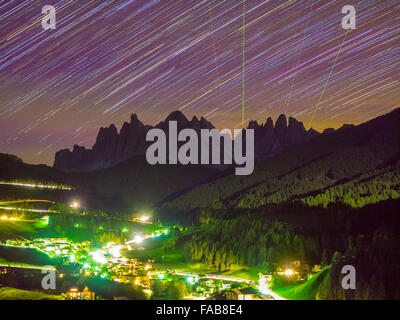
284,269,294,276
133,235,143,244
70,201,80,209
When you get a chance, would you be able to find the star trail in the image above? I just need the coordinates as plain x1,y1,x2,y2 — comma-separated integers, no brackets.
0,0,399,165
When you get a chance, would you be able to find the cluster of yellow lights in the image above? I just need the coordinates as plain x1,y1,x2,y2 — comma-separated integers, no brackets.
284,269,294,276
109,245,121,258
0,215,18,221
204,274,252,283
183,295,207,300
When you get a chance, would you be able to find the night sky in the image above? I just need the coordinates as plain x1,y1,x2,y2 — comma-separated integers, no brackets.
0,0,399,165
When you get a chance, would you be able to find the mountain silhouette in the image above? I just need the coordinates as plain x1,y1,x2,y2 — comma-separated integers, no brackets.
1,108,399,212
53,111,321,172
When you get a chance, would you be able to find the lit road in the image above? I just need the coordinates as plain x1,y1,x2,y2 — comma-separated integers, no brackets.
0,207,58,214
0,200,54,205
0,264,45,270
203,274,286,300
124,233,287,300
0,181,72,190
0,217,43,222
171,271,287,300
0,199,59,215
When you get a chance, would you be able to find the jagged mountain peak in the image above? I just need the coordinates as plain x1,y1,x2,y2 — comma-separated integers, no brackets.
338,123,355,131
191,115,215,131
264,117,274,129
165,110,189,124
53,111,321,172
130,113,138,122
248,120,260,129
199,116,214,129
323,128,335,135
275,114,287,131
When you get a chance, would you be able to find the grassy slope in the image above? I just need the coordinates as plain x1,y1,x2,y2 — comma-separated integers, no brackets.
0,258,44,269
126,226,260,280
0,287,62,300
126,227,206,273
0,245,54,267
0,221,39,241
273,267,331,300
224,268,260,282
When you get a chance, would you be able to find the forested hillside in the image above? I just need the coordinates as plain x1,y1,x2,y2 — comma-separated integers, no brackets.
159,109,400,299
165,109,400,210
178,200,400,299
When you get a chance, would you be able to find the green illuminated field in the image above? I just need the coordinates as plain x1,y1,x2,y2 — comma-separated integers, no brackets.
0,287,62,300
0,245,54,267
0,221,39,240
273,267,331,300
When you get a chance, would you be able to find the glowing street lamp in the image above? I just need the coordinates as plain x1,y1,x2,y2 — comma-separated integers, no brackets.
70,201,80,209
133,235,143,244
187,276,195,283
284,269,294,276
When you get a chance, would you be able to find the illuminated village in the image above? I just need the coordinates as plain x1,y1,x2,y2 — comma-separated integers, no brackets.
0,217,317,300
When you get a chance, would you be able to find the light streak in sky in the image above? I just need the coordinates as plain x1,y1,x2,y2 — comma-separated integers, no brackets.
284,0,314,112
308,1,361,128
308,29,351,128
0,1,398,164
242,0,245,128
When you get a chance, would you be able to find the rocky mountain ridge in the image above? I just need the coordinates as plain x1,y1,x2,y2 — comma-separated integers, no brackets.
53,111,323,172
